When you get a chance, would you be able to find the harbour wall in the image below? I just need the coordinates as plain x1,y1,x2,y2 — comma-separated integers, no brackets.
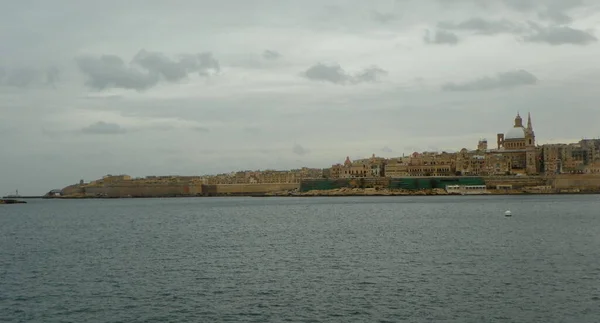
84,183,203,198
202,183,299,196
483,176,548,189
550,174,600,190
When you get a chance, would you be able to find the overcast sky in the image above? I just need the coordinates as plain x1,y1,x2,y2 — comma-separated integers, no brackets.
1,0,600,194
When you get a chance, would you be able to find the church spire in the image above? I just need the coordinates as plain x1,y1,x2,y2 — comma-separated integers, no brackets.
527,112,533,130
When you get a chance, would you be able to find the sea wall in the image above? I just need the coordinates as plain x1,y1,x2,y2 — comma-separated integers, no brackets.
205,183,299,196
81,183,299,197
483,176,548,189
84,184,202,198
551,174,600,190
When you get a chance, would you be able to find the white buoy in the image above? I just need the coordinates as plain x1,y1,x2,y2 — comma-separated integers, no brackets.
505,210,512,217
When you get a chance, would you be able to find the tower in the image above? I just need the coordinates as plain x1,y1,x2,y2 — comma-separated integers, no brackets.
478,139,488,151
525,112,537,174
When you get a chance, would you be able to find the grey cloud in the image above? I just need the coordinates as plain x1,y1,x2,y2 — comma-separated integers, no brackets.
304,63,349,84
81,121,127,134
424,29,459,45
442,69,538,91
77,50,220,91
538,9,572,24
381,146,393,153
262,50,282,60
132,50,194,82
524,26,597,45
0,66,60,88
197,52,221,76
77,54,159,91
293,144,309,156
192,126,210,133
46,67,60,87
303,63,388,84
133,50,220,79
354,66,389,83
371,11,397,23
438,18,522,35
503,0,584,24
502,0,536,11
503,0,583,12
5,68,38,87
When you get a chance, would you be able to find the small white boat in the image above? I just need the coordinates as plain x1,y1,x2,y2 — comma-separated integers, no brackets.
505,210,512,217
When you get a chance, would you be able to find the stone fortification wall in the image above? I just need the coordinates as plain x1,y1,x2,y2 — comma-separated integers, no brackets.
205,183,299,196
84,183,203,198
550,174,600,190
483,176,548,189
81,183,298,197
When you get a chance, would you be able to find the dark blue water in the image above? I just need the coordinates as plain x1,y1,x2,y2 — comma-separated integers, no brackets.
1,196,599,322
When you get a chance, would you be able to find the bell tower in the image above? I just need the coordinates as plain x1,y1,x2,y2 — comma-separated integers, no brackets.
525,112,537,174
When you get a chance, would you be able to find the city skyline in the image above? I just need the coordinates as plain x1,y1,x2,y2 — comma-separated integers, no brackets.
2,0,600,194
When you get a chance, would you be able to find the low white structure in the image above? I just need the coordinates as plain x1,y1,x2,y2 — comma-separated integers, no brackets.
446,185,489,195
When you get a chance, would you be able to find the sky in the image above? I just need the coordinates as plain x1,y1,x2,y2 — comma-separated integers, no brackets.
1,0,600,195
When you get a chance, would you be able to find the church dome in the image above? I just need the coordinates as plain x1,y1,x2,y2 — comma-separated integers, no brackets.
505,126,525,140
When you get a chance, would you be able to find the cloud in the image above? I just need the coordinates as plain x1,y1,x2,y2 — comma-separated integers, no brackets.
502,0,586,24
437,18,522,35
442,69,538,91
524,25,597,45
303,63,388,84
0,66,61,88
381,146,393,153
538,9,572,24
292,144,309,156
132,50,198,82
424,29,459,45
262,50,282,60
354,66,389,83
502,0,536,11
371,11,397,23
76,55,159,91
191,126,210,133
81,121,127,134
76,50,220,91
4,68,38,87
45,67,60,87
197,52,221,76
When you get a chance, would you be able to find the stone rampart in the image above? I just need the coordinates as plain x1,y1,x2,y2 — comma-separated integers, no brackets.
81,183,298,197
209,183,299,195
550,174,600,190
483,176,548,189
84,183,203,198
